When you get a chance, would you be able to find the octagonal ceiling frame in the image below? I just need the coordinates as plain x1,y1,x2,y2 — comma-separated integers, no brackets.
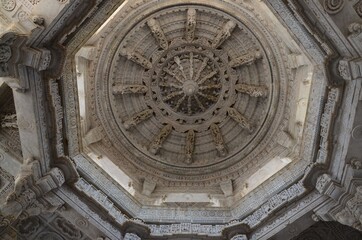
1,0,359,239
61,0,330,223
66,0,334,216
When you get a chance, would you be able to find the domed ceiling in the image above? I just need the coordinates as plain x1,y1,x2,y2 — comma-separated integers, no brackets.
2,0,361,238
79,0,312,207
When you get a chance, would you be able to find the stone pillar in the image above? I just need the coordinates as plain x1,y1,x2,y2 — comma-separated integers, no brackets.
0,158,65,226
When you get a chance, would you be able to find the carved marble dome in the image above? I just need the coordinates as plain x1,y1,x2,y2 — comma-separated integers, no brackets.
1,0,362,239
91,0,289,187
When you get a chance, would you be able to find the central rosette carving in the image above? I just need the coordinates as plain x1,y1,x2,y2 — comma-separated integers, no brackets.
159,52,221,115
105,6,272,166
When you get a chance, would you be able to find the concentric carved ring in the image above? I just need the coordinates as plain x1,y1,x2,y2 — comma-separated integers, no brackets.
97,1,281,174
158,51,222,116
323,0,345,14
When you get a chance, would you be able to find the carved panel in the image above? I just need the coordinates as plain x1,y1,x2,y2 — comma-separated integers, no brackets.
17,216,41,236
54,217,82,240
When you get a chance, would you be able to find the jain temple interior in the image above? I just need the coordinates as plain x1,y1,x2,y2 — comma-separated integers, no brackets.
0,0,362,239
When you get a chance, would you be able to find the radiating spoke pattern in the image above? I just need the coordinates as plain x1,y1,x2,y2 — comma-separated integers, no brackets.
159,52,222,115
116,8,269,164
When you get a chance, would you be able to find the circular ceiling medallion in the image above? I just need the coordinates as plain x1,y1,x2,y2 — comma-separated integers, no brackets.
1,0,16,12
94,0,287,183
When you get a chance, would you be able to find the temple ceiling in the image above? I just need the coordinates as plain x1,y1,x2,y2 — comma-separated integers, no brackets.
1,0,362,239
75,0,315,209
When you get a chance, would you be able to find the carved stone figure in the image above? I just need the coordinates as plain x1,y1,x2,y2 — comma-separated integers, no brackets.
235,84,268,98
210,123,227,157
121,50,153,69
112,84,148,95
149,124,172,154
211,20,237,48
124,109,153,129
185,8,196,42
147,18,168,50
229,51,262,68
185,129,195,164
227,108,253,133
